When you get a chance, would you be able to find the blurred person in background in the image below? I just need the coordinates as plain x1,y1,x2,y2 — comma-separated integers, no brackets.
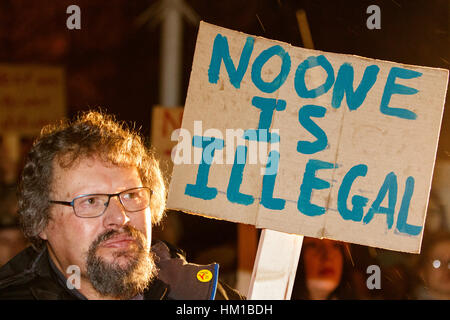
424,191,448,234
412,231,450,299
291,237,372,300
371,190,449,299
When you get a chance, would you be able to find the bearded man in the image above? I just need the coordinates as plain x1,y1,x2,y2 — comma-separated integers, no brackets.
0,111,242,300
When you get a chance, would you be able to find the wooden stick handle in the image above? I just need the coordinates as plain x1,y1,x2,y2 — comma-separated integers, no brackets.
247,229,303,300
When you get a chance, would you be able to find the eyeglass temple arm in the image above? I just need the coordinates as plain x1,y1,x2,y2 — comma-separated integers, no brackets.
49,200,74,207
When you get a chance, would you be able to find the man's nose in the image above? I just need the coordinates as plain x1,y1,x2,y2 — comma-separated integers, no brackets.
103,196,130,228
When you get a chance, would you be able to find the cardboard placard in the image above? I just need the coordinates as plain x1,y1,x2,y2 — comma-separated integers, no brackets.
0,64,66,135
167,21,449,253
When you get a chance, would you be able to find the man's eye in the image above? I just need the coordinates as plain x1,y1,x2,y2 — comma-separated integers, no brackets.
123,193,131,199
81,197,100,206
123,192,138,200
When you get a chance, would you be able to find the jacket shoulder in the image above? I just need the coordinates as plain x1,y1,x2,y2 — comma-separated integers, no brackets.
0,277,61,300
0,247,40,287
0,246,64,300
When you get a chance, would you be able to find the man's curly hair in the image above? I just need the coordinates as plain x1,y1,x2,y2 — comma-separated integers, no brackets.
19,111,166,249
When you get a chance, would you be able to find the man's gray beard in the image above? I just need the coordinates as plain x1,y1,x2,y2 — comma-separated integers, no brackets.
86,226,158,299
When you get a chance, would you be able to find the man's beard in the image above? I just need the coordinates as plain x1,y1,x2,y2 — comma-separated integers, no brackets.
86,225,157,299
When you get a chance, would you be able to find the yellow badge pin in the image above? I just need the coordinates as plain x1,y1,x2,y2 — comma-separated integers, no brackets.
196,269,213,282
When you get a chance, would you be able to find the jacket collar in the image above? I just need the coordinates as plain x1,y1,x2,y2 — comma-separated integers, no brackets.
151,241,219,300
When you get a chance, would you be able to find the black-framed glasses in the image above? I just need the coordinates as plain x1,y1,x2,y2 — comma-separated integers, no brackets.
49,187,152,218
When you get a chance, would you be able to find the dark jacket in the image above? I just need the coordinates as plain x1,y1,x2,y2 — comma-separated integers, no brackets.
0,241,244,300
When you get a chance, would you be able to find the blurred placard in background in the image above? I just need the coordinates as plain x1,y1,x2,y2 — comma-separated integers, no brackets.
0,64,66,135
151,105,184,175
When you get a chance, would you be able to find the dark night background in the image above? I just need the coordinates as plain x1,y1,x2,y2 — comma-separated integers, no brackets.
0,0,448,291
0,0,447,150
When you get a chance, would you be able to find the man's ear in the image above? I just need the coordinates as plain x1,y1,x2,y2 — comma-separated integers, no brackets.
39,229,48,240
39,210,54,241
